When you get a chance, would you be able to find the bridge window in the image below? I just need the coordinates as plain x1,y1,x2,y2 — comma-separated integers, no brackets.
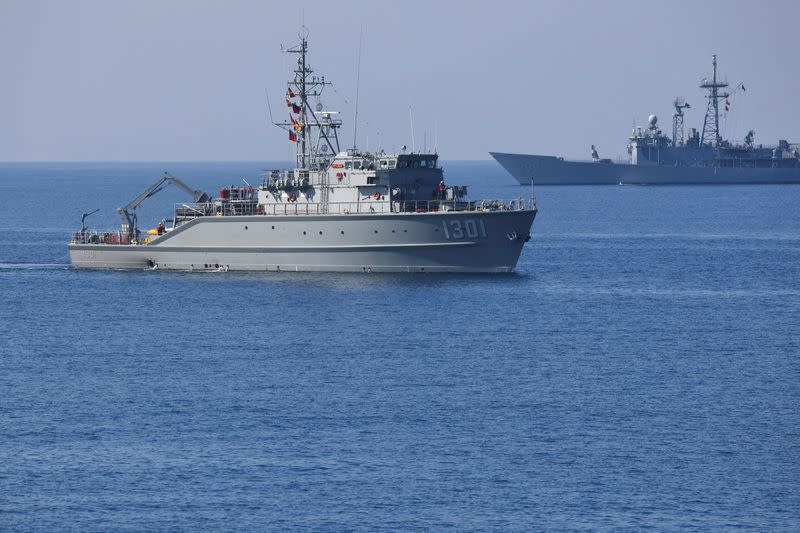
388,160,396,169
379,160,388,169
353,161,362,170
345,161,353,170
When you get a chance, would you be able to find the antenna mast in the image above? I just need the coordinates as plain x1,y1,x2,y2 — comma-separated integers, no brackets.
281,27,340,170
352,27,363,154
700,55,729,147
409,106,415,152
672,97,690,146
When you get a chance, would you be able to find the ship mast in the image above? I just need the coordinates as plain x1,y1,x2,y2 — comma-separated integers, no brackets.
672,97,690,146
700,55,730,147
281,27,340,170
298,33,309,168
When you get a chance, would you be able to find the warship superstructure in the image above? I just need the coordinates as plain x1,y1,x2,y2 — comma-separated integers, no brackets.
492,55,800,185
69,30,536,272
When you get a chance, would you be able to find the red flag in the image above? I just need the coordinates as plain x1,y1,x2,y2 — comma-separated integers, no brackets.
292,103,301,114
287,87,296,98
286,99,293,108
289,132,297,142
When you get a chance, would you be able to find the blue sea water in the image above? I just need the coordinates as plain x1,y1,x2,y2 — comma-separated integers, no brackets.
0,161,799,530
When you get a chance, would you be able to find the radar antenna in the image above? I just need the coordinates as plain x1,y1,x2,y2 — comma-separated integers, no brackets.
672,97,690,146
700,55,730,147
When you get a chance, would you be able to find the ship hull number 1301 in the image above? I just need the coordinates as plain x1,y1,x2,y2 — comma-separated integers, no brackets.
442,219,487,240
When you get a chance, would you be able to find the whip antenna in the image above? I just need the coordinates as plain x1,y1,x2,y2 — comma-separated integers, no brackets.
264,88,275,125
352,26,363,153
409,105,415,152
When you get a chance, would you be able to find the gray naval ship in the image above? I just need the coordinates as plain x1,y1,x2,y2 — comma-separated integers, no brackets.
492,55,800,185
69,31,536,273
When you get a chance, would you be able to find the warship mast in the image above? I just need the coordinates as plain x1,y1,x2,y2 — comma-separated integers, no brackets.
280,28,343,213
700,55,730,147
281,27,340,171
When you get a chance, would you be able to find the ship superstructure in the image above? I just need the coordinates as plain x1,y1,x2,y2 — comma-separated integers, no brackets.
492,55,800,185
69,30,537,272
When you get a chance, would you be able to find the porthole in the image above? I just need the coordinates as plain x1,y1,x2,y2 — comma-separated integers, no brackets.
374,230,378,234
319,231,323,235
303,231,307,235
271,225,275,229
392,230,396,233
244,226,248,230
340,230,344,235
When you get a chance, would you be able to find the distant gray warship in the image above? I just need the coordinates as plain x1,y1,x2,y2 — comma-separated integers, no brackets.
492,55,800,185
69,30,536,272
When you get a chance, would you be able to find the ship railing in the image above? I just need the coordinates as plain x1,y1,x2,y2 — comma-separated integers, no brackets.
175,202,215,218
175,201,259,219
70,229,133,245
170,197,532,219
396,198,530,213
173,200,393,216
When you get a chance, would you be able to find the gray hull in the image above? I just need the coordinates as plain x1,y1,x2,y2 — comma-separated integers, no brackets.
491,152,800,185
70,210,536,273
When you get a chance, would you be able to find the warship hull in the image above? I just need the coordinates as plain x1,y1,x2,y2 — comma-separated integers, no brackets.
491,152,800,185
69,210,537,273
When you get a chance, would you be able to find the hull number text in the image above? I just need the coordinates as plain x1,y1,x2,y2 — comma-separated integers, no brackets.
442,219,487,240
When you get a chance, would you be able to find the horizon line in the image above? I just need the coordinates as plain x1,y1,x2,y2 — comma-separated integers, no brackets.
0,157,497,164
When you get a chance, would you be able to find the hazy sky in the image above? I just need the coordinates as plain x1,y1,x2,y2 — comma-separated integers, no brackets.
2,0,798,161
